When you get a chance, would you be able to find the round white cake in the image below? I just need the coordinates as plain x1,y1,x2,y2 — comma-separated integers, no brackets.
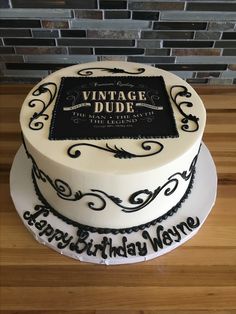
20,61,206,232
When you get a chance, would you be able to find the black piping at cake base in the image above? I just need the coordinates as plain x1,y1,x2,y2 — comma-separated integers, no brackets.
31,167,196,235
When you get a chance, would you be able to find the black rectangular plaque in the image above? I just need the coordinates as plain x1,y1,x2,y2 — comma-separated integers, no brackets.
49,76,178,140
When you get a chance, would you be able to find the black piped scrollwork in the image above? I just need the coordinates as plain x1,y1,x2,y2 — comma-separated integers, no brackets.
22,135,106,211
67,140,164,159
170,85,199,132
91,152,198,213
22,133,199,214
28,82,57,130
77,67,145,76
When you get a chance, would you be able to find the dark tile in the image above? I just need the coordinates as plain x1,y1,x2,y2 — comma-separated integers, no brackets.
104,10,131,19
0,28,31,37
154,22,207,30
141,31,194,39
32,30,59,38
186,78,208,84
196,72,220,78
4,38,55,46
172,48,221,56
42,20,69,29
60,30,86,37
146,48,170,56
187,2,236,11
11,0,97,8
132,11,159,20
222,32,236,40
0,0,10,8
75,10,103,19
128,56,175,63
69,47,93,54
163,41,214,48
0,19,41,28
0,47,14,54
215,41,236,48
129,2,184,10
95,48,144,55
57,38,135,47
223,49,236,56
67,0,97,9
99,1,127,9
6,63,74,70
155,64,227,71
15,47,67,54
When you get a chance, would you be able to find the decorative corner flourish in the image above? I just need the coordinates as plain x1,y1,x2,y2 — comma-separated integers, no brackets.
67,140,164,159
170,85,199,132
77,67,145,76
28,82,57,130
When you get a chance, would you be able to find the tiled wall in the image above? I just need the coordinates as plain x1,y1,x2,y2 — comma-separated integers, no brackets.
0,0,236,85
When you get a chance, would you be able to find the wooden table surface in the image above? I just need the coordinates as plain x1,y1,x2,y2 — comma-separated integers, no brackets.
0,84,236,313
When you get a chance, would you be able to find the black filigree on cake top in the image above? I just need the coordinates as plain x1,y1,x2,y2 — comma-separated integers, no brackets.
77,67,145,76
28,82,57,130
170,85,199,132
67,140,164,159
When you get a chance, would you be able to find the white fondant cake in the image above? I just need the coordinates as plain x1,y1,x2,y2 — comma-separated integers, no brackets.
20,61,206,232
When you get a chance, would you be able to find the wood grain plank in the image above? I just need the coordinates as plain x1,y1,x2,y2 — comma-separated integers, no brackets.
0,311,235,314
1,265,235,287
1,287,235,310
1,247,236,267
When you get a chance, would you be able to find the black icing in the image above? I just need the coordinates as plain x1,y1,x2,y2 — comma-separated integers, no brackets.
23,204,200,258
49,76,179,140
170,85,199,132
77,66,146,76
28,82,57,130
29,166,196,235
22,134,198,216
67,140,164,159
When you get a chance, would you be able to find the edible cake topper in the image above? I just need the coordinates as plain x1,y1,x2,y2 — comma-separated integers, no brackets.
49,76,178,140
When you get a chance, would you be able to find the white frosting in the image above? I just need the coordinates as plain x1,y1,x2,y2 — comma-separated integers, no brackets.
20,61,206,229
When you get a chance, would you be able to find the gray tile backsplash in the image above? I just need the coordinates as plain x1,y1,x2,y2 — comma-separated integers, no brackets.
0,1,235,85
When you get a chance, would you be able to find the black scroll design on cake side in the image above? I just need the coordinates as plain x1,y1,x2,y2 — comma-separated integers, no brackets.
28,82,57,130
91,152,198,213
22,135,106,211
170,85,199,132
22,133,199,218
77,67,145,76
67,141,164,159
29,154,197,235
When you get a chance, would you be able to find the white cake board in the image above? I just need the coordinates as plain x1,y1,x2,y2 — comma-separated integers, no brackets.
10,143,217,265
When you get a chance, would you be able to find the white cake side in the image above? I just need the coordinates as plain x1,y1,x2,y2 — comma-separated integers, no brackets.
20,61,206,230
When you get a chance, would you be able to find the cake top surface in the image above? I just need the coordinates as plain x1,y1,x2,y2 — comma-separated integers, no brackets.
20,61,206,175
